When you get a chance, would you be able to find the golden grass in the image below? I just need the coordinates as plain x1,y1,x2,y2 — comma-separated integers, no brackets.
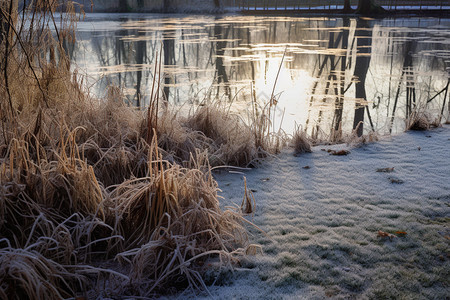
0,50,256,300
0,2,313,297
116,187,248,295
186,104,260,167
0,98,256,296
1,128,104,219
291,124,312,156
0,109,255,298
154,108,208,163
108,137,249,294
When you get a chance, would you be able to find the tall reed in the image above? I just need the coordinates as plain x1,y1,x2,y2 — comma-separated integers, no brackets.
0,3,258,298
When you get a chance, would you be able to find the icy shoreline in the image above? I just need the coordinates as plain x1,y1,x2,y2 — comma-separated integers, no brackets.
180,125,450,299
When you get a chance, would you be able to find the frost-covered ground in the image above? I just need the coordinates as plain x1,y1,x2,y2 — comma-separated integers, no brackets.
179,125,450,299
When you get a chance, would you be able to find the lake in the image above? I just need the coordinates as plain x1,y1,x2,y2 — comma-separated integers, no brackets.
70,14,450,138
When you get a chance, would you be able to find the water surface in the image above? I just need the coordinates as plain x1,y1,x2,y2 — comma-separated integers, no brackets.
71,14,450,137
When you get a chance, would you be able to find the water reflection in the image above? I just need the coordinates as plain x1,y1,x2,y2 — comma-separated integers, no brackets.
72,15,450,137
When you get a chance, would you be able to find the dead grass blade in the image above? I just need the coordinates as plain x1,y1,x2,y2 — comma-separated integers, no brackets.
0,246,83,300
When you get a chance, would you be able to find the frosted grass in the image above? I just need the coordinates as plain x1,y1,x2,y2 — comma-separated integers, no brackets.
185,125,450,299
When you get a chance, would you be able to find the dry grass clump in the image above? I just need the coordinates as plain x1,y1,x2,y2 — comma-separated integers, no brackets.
153,109,208,163
0,91,254,298
119,217,245,296
1,130,104,219
0,182,42,247
407,111,431,131
110,138,248,250
0,2,269,298
0,115,253,298
138,98,284,168
250,99,287,158
0,112,253,296
347,124,379,147
0,245,81,300
107,141,251,295
116,187,247,296
291,125,312,156
77,87,143,147
186,104,259,167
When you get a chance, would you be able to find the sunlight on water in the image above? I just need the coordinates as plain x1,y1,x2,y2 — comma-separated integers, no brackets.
71,14,450,138
249,51,314,133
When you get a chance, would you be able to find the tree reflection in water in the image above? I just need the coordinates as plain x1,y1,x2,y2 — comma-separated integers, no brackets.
72,16,449,137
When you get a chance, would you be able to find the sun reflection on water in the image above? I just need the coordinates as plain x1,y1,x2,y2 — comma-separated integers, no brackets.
72,15,450,137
